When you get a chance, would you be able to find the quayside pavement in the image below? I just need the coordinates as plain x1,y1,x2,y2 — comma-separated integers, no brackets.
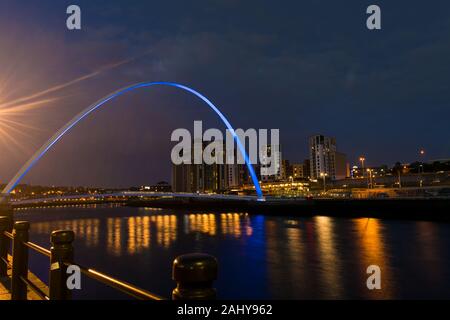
0,255,47,300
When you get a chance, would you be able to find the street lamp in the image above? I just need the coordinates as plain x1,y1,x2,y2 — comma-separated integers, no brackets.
288,176,294,196
320,172,328,193
419,149,425,187
359,157,366,178
366,168,373,189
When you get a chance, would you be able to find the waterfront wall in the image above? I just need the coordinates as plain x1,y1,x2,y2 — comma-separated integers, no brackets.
127,197,450,221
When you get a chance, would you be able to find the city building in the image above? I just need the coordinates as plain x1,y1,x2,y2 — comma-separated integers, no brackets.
172,163,194,192
335,152,348,180
351,165,363,179
260,144,282,182
291,163,305,180
281,160,292,181
227,164,241,188
309,135,347,180
140,182,171,192
172,140,248,193
303,159,311,179
172,161,231,193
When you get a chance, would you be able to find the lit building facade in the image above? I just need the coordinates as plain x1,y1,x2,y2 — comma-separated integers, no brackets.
260,144,282,182
335,152,348,180
291,163,305,180
172,140,249,193
309,135,346,180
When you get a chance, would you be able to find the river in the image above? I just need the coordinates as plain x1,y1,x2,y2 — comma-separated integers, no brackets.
14,204,450,299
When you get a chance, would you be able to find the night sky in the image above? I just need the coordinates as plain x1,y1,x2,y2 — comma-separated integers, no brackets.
0,0,449,188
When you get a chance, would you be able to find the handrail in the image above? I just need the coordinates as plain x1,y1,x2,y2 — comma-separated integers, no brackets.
1,256,11,267
71,262,164,300
2,233,164,300
0,216,218,300
20,276,49,300
23,241,51,257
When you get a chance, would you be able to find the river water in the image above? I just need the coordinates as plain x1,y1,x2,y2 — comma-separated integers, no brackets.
14,204,450,299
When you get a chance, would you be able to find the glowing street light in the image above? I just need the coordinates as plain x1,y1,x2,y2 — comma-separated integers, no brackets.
419,149,425,187
359,157,366,178
366,168,374,189
320,172,328,193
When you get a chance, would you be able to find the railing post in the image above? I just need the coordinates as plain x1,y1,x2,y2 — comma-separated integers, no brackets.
0,216,9,277
11,221,29,300
172,253,218,300
49,230,74,300
0,194,13,231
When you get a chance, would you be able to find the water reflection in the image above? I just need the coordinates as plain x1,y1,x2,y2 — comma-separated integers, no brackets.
220,213,253,237
264,216,403,298
33,218,100,247
415,221,442,286
186,214,216,236
23,207,450,299
265,218,309,298
353,218,394,298
107,218,122,256
315,216,343,298
31,212,254,255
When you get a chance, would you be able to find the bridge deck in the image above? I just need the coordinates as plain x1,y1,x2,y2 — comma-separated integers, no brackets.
0,255,47,300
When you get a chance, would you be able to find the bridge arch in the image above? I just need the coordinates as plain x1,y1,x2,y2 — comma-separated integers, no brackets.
2,82,264,200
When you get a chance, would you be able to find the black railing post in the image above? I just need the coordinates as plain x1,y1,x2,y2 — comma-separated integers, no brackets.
172,253,218,300
0,216,9,277
11,221,29,300
0,194,13,231
49,230,74,300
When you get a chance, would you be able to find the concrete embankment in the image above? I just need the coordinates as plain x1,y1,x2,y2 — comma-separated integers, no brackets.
127,197,450,221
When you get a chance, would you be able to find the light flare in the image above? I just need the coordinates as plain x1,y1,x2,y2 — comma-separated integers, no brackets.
0,54,143,159
0,56,144,110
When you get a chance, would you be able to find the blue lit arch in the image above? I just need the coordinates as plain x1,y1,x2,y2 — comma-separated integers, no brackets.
2,82,264,200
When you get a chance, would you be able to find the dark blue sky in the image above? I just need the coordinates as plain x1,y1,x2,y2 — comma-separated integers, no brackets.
0,0,449,187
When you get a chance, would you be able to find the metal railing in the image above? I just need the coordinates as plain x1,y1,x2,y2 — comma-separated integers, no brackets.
0,215,218,300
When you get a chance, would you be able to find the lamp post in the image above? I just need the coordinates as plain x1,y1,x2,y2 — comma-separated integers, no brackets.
419,149,425,187
366,169,373,189
359,157,366,178
320,172,328,193
289,176,293,196
419,165,423,187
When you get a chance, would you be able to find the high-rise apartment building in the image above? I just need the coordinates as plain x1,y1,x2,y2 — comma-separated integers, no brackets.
172,140,247,193
260,144,282,182
309,135,346,180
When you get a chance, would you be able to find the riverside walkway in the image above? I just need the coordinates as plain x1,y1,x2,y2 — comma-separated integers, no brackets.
0,255,47,300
